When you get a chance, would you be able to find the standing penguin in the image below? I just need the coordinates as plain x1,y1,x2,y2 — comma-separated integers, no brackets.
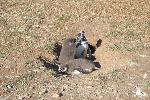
58,38,76,64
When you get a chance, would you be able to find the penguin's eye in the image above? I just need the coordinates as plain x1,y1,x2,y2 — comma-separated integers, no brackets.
78,33,82,37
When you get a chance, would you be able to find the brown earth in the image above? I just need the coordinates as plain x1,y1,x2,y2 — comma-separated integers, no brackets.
0,0,150,100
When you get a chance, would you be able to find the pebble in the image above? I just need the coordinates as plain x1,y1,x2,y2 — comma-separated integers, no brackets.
143,73,147,79
135,88,147,97
52,93,59,98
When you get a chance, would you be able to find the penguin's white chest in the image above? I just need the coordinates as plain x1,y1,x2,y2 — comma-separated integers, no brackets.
75,42,88,58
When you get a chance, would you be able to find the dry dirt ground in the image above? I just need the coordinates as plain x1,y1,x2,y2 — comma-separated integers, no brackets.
0,0,150,100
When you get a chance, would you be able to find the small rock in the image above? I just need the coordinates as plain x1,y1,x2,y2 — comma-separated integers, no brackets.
40,89,48,95
52,93,59,98
86,86,93,88
7,84,13,89
32,69,39,72
139,54,147,58
58,92,63,97
135,88,147,97
44,89,48,94
18,95,26,100
143,73,147,79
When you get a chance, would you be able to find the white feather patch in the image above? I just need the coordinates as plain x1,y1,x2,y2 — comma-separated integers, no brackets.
72,70,81,75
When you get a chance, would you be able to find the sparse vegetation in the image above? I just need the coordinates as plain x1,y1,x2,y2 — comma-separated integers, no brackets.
108,43,147,52
2,72,35,89
109,44,122,51
45,69,56,76
107,69,123,77
146,82,150,88
105,31,123,39
0,0,149,99
43,42,55,52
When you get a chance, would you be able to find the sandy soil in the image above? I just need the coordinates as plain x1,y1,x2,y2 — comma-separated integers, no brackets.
0,0,150,100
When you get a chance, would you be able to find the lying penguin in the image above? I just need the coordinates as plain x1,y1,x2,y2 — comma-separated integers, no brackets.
57,58,99,76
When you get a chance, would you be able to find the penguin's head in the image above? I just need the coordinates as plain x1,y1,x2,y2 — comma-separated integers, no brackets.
58,64,69,73
76,31,87,43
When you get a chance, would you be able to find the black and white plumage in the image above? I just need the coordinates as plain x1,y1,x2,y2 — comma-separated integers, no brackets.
75,31,91,59
58,31,91,63
55,31,99,76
